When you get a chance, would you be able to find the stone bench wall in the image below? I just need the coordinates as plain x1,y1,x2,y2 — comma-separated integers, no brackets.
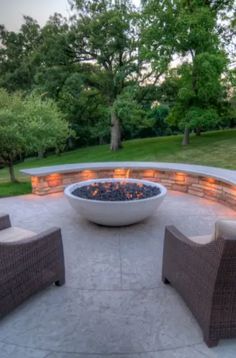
30,167,236,211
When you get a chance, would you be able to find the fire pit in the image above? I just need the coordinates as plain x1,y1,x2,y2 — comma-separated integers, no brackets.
65,178,167,226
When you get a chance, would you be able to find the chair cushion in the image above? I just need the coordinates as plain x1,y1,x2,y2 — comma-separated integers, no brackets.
0,227,36,243
189,234,214,245
215,219,236,240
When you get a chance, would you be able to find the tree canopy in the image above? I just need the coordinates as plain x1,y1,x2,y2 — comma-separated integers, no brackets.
0,0,235,159
0,89,73,182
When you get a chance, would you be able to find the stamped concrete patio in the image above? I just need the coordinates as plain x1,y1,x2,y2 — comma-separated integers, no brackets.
0,191,236,358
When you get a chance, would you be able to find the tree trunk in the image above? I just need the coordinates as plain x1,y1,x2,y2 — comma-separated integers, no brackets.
196,127,201,136
99,136,104,145
38,150,45,159
8,161,18,183
110,109,122,151
182,127,190,146
68,137,74,149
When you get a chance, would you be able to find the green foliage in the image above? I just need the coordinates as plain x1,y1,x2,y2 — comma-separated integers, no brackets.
141,0,177,79
23,95,73,154
37,14,70,67
167,51,227,132
67,0,140,149
113,87,147,138
0,0,235,151
69,0,138,99
184,107,219,130
163,0,229,139
147,105,172,136
0,17,41,91
174,5,218,55
114,93,141,123
0,89,26,164
193,53,227,103
227,69,236,126
0,89,73,181
57,70,110,145
158,71,180,107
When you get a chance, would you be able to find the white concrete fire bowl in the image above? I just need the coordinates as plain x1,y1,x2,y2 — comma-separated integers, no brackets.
64,178,167,226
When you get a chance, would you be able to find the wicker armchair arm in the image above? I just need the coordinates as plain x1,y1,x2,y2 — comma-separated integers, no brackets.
4,227,62,246
164,225,194,246
164,225,222,253
162,226,222,286
0,226,65,318
0,214,11,230
0,227,61,248
0,227,65,284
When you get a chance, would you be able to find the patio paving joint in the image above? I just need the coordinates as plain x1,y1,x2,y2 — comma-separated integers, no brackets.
63,284,164,292
0,338,205,356
118,236,123,289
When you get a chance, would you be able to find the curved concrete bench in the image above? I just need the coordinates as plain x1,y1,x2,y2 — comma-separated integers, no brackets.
21,162,236,210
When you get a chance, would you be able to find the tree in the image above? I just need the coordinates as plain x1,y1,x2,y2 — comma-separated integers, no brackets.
23,95,74,155
167,52,227,144
57,70,111,146
140,0,177,84
33,13,73,100
142,0,231,145
0,17,41,92
172,1,229,144
67,0,139,151
113,86,147,139
146,104,171,137
225,68,236,126
0,89,73,182
0,90,26,182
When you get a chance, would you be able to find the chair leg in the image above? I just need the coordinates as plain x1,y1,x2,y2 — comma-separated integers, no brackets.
162,276,170,284
55,274,65,286
204,335,219,348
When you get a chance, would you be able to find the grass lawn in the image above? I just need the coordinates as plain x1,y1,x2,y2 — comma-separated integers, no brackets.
0,129,235,197
0,182,32,197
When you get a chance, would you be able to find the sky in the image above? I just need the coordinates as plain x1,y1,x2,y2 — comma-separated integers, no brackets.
0,0,140,31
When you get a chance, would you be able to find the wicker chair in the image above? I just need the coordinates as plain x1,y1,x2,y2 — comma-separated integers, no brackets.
0,213,65,318
162,219,236,347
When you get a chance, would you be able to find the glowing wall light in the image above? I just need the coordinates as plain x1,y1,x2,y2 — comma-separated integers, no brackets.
207,177,216,184
113,168,131,178
80,170,96,180
46,173,62,187
143,170,155,178
31,176,39,187
175,172,186,182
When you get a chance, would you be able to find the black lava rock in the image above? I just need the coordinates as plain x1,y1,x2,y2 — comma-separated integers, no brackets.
72,181,161,201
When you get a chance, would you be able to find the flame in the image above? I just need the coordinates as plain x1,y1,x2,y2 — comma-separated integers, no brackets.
84,181,150,201
92,189,99,196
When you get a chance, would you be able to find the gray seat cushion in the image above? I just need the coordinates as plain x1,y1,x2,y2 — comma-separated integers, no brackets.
189,219,236,244
0,227,36,243
189,234,213,244
215,219,236,240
